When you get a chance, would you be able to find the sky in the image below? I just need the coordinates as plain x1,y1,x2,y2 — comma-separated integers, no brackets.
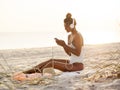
0,0,120,49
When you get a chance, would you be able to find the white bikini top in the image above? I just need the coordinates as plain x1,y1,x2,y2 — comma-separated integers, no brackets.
68,33,85,64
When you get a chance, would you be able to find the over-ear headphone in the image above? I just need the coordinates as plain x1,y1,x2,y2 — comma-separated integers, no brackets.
70,19,74,29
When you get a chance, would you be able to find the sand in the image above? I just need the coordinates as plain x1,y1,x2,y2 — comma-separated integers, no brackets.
0,43,120,90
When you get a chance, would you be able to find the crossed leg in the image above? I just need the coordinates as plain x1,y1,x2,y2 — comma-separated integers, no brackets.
23,59,83,74
23,59,70,74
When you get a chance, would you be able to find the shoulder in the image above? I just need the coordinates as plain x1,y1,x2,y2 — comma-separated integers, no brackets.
74,32,84,46
73,32,83,44
74,32,81,39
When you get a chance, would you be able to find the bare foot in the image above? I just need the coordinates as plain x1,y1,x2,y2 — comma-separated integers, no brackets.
12,72,27,81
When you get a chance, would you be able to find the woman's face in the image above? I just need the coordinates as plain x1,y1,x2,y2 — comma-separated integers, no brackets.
64,24,71,33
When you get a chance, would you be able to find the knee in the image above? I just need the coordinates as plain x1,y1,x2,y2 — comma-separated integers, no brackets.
45,59,53,65
45,59,52,63
49,59,55,62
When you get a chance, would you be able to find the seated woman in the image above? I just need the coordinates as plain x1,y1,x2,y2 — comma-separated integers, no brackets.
13,13,84,81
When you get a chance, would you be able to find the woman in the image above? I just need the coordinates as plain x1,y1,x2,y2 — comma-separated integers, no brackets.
12,13,84,80
23,13,84,74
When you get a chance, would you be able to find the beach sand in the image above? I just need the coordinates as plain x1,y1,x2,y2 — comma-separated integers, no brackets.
0,43,120,90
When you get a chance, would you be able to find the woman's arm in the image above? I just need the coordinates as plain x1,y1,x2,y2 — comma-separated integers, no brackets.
63,34,83,56
55,33,83,56
55,38,71,56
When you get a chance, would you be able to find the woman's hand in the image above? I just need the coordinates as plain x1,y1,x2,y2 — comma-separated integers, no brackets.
55,38,66,46
55,38,71,56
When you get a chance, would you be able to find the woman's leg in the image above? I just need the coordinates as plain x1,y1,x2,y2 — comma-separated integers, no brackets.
70,63,84,71
35,61,84,72
23,59,69,74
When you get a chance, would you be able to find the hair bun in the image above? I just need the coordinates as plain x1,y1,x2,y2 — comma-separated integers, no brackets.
66,13,72,19
64,13,73,25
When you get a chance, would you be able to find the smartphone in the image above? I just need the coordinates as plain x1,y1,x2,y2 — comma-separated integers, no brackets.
54,38,58,41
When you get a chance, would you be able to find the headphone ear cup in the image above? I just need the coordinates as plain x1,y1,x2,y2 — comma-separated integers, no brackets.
70,24,74,29
70,18,75,29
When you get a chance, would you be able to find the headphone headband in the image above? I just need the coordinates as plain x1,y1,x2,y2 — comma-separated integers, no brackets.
70,19,74,29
